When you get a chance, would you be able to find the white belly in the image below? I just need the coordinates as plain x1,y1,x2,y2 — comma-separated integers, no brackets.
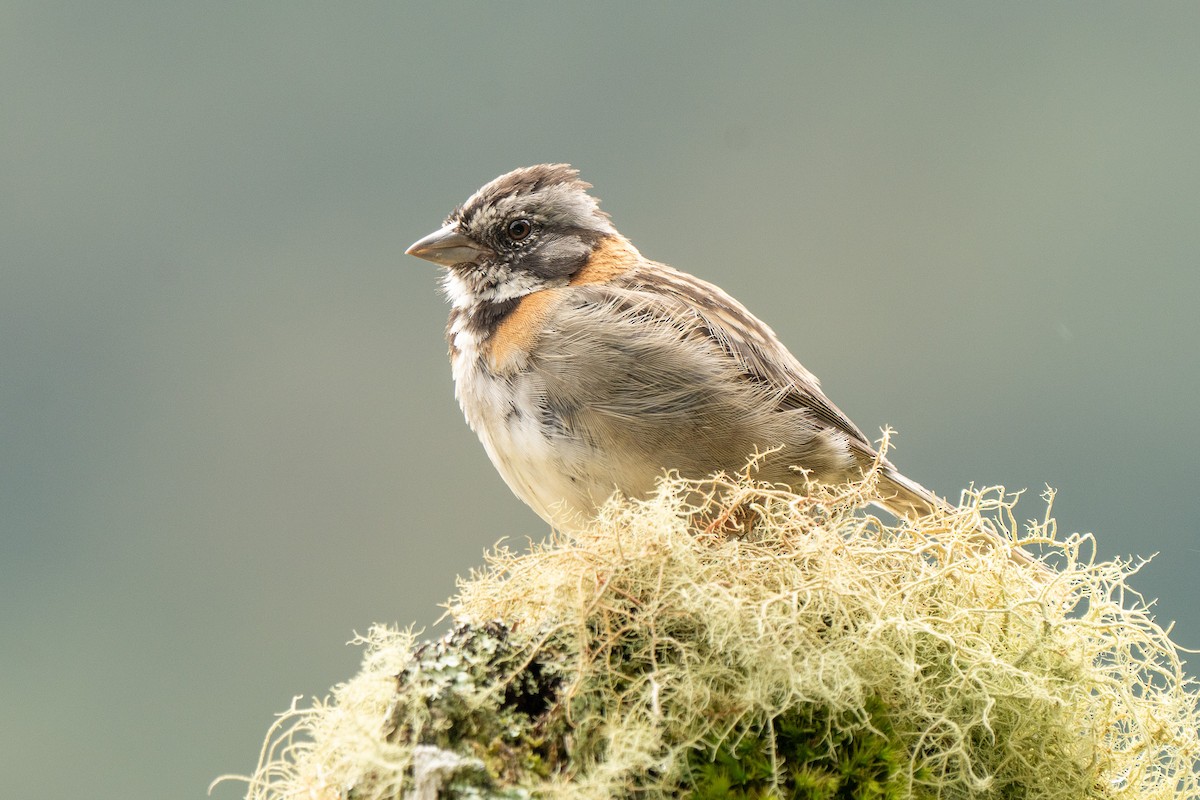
450,334,609,529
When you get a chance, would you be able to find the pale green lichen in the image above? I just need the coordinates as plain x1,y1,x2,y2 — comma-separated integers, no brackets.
220,464,1200,800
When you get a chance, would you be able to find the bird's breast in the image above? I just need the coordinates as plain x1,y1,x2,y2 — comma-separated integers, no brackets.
447,301,596,527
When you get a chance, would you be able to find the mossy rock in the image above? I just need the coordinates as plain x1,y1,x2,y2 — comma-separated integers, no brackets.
227,471,1200,799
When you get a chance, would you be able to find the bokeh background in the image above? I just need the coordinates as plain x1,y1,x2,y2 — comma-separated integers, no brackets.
3,4,1198,798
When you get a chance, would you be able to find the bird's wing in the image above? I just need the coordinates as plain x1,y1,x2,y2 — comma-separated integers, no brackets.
618,261,875,452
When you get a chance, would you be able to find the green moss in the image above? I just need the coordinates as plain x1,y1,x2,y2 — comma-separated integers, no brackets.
685,698,927,800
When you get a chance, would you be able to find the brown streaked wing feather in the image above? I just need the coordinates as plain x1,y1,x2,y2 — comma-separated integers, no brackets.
620,260,874,451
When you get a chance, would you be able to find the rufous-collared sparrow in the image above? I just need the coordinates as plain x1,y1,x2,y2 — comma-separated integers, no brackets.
407,164,1021,560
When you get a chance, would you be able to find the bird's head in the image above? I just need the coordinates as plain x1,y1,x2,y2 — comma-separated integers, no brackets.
406,164,618,308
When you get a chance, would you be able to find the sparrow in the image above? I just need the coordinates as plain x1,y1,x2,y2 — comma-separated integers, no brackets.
406,164,1018,558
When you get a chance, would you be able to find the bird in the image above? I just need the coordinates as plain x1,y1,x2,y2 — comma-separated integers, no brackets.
405,164,1021,559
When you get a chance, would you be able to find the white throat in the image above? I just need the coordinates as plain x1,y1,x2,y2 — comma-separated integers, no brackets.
441,268,565,311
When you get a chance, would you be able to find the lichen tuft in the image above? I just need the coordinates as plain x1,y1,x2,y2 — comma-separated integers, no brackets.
220,463,1200,799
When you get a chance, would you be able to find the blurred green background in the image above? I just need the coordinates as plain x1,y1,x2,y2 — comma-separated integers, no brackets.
3,4,1198,798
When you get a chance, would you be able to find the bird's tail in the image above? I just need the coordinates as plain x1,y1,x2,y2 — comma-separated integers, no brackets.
874,467,948,520
874,466,1039,569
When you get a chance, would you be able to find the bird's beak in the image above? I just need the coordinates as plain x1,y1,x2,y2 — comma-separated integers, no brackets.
405,224,494,267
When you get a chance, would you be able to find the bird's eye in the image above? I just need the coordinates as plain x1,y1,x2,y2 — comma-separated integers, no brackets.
506,219,532,242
